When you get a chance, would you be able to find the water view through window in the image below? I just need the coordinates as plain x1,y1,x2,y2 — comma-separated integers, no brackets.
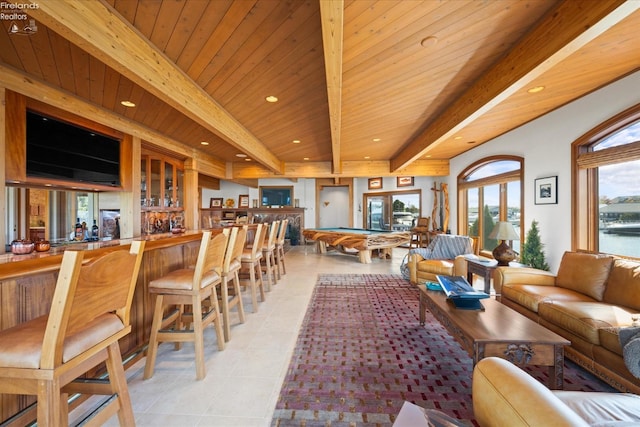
596,121,640,258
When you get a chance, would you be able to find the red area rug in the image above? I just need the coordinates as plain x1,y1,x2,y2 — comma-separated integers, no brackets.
271,274,615,426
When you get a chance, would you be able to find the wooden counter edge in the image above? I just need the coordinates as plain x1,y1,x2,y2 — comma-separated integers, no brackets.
0,230,210,281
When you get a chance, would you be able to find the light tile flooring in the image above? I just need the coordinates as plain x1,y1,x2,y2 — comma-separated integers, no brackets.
83,244,410,427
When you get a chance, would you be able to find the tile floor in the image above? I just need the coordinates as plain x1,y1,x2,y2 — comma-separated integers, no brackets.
83,244,410,426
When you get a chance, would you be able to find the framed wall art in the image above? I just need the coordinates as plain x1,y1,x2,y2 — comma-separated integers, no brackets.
368,177,383,190
397,176,414,187
534,176,557,205
238,194,250,208
209,197,223,208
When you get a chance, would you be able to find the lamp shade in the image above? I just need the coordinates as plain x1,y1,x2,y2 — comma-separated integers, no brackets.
488,221,519,241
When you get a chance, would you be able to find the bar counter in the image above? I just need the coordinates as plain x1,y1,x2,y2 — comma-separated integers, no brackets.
0,229,218,422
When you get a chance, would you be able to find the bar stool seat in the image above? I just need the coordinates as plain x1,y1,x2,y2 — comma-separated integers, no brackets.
261,220,280,290
240,223,266,312
0,241,145,426
144,231,227,380
275,219,288,279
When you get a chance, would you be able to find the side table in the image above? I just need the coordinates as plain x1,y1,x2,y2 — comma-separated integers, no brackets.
466,257,526,294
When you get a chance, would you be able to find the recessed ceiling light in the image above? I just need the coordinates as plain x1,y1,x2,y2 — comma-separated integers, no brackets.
364,156,370,159
293,139,301,144
120,100,136,107
372,138,381,142
303,157,309,161
236,153,247,158
454,136,462,140
200,141,209,145
528,86,545,94
420,36,438,48
245,158,251,161
265,95,278,103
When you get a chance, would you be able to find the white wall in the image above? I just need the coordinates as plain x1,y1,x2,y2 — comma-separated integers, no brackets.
449,71,640,272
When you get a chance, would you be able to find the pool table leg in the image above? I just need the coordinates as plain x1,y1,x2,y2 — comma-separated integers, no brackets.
358,250,372,264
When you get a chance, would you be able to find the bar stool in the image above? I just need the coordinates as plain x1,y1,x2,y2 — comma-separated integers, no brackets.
144,231,227,380
218,225,247,342
0,241,145,426
275,219,288,279
240,223,266,312
261,220,280,290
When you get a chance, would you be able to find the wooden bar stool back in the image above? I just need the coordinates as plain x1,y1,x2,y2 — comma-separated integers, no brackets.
275,219,289,279
144,231,227,380
218,226,247,342
0,241,145,427
240,223,266,312
261,220,280,290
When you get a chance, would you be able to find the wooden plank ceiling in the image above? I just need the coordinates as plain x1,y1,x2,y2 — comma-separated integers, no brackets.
1,0,640,182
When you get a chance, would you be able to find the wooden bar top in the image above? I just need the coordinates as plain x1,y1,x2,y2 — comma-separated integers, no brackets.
0,229,213,281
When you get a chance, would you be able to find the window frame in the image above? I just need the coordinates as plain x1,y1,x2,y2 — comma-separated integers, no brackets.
572,103,640,254
457,155,524,253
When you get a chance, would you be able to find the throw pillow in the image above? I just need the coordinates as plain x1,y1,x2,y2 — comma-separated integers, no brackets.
556,252,613,301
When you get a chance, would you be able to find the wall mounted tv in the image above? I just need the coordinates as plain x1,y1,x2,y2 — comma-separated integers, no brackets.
26,111,121,187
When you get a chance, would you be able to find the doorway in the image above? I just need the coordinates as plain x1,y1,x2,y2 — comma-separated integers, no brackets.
363,191,421,231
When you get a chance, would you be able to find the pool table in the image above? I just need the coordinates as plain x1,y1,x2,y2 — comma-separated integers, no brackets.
302,227,411,263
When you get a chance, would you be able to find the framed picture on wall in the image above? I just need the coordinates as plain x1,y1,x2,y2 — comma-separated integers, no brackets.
238,194,250,208
397,176,414,187
534,176,558,205
210,197,223,208
368,177,383,190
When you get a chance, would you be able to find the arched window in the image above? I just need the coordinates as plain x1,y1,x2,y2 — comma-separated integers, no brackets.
457,156,524,255
573,104,640,258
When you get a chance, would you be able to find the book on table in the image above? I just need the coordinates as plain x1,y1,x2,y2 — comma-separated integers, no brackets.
436,275,489,310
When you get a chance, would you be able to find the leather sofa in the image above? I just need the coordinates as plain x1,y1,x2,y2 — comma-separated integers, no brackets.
494,251,640,393
407,234,474,284
472,357,640,427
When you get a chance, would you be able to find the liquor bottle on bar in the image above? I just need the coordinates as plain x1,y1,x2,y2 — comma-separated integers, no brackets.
91,219,99,241
74,218,83,241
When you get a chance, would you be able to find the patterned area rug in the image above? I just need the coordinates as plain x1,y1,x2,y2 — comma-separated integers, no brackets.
271,274,615,427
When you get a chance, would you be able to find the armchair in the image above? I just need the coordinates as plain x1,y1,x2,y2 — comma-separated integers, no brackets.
406,234,474,284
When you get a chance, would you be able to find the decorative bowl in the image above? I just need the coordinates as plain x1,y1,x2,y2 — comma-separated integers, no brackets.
11,239,35,255
35,240,51,252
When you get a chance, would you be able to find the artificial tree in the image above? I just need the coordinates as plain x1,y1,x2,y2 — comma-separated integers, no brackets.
521,220,550,271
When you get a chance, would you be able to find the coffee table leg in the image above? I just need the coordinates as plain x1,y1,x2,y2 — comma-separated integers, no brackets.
550,345,565,390
419,292,426,325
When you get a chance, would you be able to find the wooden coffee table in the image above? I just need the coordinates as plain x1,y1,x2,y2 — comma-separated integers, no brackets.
418,286,570,389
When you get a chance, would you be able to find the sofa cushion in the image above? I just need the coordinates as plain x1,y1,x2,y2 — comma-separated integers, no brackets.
416,259,454,275
502,284,589,313
556,252,614,301
538,301,633,345
603,258,640,311
553,391,640,426
599,327,624,356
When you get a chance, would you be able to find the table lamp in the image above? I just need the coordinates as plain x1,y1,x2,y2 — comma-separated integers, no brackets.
488,221,520,266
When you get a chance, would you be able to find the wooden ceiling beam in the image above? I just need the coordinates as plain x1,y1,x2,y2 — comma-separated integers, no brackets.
391,0,639,172
23,0,283,174
320,0,344,175
232,159,448,179
0,63,227,179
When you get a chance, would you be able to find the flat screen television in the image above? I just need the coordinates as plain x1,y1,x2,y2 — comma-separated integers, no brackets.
26,111,121,187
